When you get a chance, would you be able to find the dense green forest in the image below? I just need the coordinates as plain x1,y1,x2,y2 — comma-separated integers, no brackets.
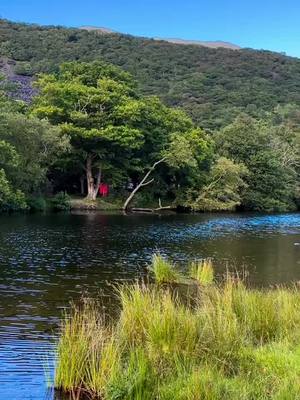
1,19,300,129
0,19,299,213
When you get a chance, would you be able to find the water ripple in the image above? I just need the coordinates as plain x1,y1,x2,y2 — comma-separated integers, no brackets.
0,212,299,399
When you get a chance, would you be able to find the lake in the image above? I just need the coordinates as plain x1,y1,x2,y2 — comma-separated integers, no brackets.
0,211,300,399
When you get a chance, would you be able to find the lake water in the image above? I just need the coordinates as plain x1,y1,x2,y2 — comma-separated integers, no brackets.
0,211,300,399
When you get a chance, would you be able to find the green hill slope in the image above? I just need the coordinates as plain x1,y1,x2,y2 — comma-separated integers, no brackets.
1,19,300,129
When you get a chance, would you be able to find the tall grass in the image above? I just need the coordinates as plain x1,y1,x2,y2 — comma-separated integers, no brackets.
150,253,181,284
54,262,300,399
189,258,214,285
55,300,119,398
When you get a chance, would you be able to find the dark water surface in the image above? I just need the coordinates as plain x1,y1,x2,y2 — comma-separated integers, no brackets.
0,211,300,399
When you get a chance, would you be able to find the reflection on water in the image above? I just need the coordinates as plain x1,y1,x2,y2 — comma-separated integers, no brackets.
0,212,299,399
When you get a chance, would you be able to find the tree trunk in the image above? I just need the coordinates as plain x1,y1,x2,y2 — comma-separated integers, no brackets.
80,176,85,195
122,157,166,211
85,155,102,201
86,154,95,200
95,166,102,198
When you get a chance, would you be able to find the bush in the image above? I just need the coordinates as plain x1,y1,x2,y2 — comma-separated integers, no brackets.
50,192,70,211
14,62,34,76
0,169,27,212
26,196,47,212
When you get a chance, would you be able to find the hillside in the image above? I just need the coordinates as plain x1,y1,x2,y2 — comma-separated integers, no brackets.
1,19,300,129
154,37,240,49
79,25,240,49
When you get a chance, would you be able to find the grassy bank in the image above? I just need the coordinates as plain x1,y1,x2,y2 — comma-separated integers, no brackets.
54,256,300,399
70,197,122,211
69,193,170,212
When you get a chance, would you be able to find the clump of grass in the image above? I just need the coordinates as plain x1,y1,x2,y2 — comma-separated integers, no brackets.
54,300,120,398
107,347,156,400
189,258,214,285
158,367,251,400
55,302,95,392
54,260,300,399
117,283,156,345
151,253,181,284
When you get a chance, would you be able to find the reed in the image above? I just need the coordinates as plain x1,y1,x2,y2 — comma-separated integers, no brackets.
151,253,181,284
189,258,214,285
54,261,300,399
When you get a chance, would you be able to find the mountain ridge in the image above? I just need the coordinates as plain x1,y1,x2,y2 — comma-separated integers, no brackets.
79,25,240,49
154,37,240,49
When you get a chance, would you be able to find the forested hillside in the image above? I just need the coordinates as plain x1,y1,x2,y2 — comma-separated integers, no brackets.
1,19,300,129
0,20,299,213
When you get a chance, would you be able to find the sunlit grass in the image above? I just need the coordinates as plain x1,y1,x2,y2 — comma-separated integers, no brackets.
189,258,214,285
54,260,300,399
150,253,181,284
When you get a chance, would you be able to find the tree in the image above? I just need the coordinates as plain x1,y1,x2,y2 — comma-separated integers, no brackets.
3,19,300,131
186,157,248,211
32,61,212,205
216,115,299,211
31,61,147,200
121,127,212,210
0,112,69,194
121,112,212,210
0,139,19,170
0,139,27,211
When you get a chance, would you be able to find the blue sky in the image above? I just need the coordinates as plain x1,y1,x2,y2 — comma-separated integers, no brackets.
1,0,300,57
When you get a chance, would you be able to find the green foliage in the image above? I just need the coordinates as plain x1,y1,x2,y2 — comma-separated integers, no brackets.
187,157,248,211
31,61,143,151
26,196,47,212
0,168,27,211
165,128,212,169
0,136,27,211
2,19,300,130
0,112,69,193
189,259,214,285
151,254,181,284
0,138,19,169
14,61,33,76
216,115,300,211
50,192,70,211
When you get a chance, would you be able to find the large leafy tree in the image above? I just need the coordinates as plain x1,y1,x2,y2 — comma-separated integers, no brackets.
31,61,211,203
0,112,69,194
32,61,148,200
186,157,248,211
122,126,212,210
216,115,299,211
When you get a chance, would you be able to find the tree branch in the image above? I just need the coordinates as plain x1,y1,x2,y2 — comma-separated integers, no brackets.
122,157,167,211
141,179,154,186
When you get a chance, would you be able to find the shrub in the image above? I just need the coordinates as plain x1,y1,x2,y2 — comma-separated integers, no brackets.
0,169,28,212
27,196,47,212
50,192,70,211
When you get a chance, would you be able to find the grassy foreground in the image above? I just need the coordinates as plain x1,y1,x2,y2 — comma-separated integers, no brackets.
55,256,300,399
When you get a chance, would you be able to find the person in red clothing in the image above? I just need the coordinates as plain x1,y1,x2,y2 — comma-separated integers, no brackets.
99,183,109,197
